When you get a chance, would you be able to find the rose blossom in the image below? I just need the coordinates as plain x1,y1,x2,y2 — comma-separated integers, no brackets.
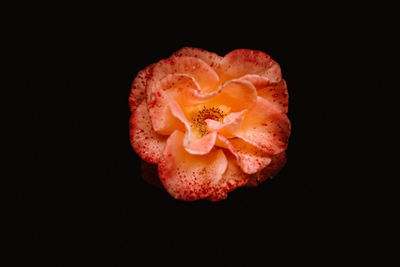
129,47,290,201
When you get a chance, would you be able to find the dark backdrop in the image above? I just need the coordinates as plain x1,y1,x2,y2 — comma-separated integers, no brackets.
3,1,395,266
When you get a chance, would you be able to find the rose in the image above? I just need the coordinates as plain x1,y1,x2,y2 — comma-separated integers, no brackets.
129,47,290,201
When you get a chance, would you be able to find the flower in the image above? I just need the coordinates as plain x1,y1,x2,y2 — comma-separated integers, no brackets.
129,47,290,201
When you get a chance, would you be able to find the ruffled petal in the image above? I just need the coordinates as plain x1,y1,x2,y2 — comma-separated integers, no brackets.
217,135,272,175
129,101,167,164
128,64,154,112
147,75,256,136
238,74,289,113
234,97,290,155
147,74,212,135
207,151,250,201
170,47,223,68
158,131,228,201
169,100,217,155
146,57,220,104
207,79,257,112
206,109,247,138
246,152,287,187
216,49,282,83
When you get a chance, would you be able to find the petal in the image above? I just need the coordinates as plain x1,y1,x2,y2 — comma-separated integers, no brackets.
141,160,162,188
169,100,217,155
217,135,272,175
246,152,287,187
207,151,250,201
206,109,247,138
183,132,217,155
146,56,220,104
170,47,223,68
148,77,256,136
129,101,167,164
207,79,257,112
234,97,290,155
148,74,209,135
158,131,228,201
129,64,154,112
239,74,289,113
216,49,282,83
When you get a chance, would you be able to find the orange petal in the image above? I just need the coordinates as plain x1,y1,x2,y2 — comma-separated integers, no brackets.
169,100,217,155
158,131,228,201
239,75,289,113
217,135,272,175
246,152,287,187
147,74,211,135
170,47,223,68
207,151,250,201
206,109,247,138
148,76,256,136
234,97,290,155
129,101,167,164
128,63,154,112
146,57,220,104
216,49,282,83
208,79,257,112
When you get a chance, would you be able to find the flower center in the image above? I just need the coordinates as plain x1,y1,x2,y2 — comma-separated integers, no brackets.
190,106,227,136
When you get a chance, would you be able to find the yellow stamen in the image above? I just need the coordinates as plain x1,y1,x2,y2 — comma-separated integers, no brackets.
190,106,227,136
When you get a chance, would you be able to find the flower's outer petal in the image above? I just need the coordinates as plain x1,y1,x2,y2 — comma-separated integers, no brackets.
146,57,220,104
206,110,247,138
141,160,162,188
207,151,250,201
217,135,272,175
246,152,287,187
129,101,167,164
158,131,228,201
216,49,282,83
238,74,289,113
170,47,223,68
129,64,154,112
169,100,217,155
234,97,290,155
208,79,257,112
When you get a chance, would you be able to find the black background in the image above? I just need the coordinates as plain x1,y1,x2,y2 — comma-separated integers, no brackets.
3,1,396,266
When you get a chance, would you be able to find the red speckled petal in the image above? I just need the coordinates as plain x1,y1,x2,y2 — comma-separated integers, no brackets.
234,97,290,155
158,131,228,201
146,57,220,103
206,109,247,138
207,151,250,201
208,79,257,112
170,47,223,68
129,101,167,164
216,49,282,83
238,74,289,113
129,64,154,112
246,152,287,187
217,135,272,175
169,100,217,155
